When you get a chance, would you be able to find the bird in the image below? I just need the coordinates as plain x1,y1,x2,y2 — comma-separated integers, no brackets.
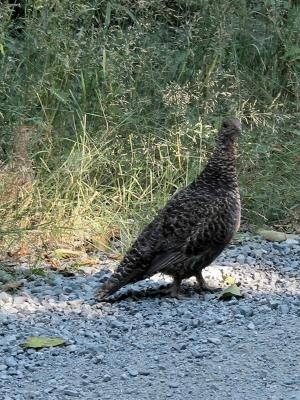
95,116,242,301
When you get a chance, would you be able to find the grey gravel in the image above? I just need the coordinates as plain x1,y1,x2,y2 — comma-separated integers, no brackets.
62,389,80,397
0,235,300,399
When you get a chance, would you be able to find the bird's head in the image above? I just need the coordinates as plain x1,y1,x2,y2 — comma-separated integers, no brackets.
219,117,242,140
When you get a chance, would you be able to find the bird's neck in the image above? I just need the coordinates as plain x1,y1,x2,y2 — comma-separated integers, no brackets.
197,137,239,190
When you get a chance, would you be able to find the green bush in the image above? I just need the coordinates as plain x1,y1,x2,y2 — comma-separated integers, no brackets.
0,0,299,246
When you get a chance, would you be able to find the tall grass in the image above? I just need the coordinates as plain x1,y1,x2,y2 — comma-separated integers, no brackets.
0,1,299,249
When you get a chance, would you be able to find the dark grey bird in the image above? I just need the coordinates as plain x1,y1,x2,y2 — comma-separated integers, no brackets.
95,117,242,301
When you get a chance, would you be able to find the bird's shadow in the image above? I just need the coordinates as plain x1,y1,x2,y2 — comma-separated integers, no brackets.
96,281,219,303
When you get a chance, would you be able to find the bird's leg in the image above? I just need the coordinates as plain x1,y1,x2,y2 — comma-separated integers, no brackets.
163,277,182,298
195,271,219,293
149,277,182,298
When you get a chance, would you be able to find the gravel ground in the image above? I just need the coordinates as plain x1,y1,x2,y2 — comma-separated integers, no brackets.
0,236,300,400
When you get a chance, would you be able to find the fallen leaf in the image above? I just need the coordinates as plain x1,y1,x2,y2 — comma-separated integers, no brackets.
286,234,299,240
217,284,243,300
21,336,66,349
107,253,123,261
74,258,98,267
257,229,287,242
53,248,86,259
7,245,30,258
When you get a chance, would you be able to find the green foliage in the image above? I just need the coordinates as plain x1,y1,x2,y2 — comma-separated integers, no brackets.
217,284,243,300
0,0,299,247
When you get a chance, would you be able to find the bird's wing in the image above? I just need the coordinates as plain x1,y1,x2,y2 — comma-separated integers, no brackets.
146,225,216,276
146,197,229,276
146,251,187,276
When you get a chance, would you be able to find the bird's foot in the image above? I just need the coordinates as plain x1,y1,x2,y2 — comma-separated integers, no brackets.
158,284,183,299
195,283,221,293
94,283,115,302
146,278,183,299
195,274,220,293
94,289,109,302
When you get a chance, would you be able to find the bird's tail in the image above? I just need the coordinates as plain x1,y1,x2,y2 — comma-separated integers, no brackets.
95,262,143,301
95,272,126,301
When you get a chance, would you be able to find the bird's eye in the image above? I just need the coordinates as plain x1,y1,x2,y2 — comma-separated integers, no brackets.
222,122,229,129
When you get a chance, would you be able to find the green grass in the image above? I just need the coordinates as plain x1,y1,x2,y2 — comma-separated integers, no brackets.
0,0,300,250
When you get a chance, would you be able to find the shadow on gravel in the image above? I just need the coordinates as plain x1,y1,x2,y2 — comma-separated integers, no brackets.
93,279,224,303
0,269,299,315
2,259,300,308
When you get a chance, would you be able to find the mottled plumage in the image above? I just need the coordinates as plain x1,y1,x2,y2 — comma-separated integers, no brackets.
96,117,242,301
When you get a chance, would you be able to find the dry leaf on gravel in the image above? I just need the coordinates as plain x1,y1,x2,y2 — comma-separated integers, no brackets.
53,249,86,259
257,229,299,242
217,284,243,300
21,336,66,349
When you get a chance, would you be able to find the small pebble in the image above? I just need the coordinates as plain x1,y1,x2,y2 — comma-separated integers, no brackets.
238,306,254,317
0,292,12,303
103,375,111,382
247,322,255,330
4,357,18,368
278,304,290,314
127,368,139,377
236,254,245,264
62,389,80,397
207,337,221,345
